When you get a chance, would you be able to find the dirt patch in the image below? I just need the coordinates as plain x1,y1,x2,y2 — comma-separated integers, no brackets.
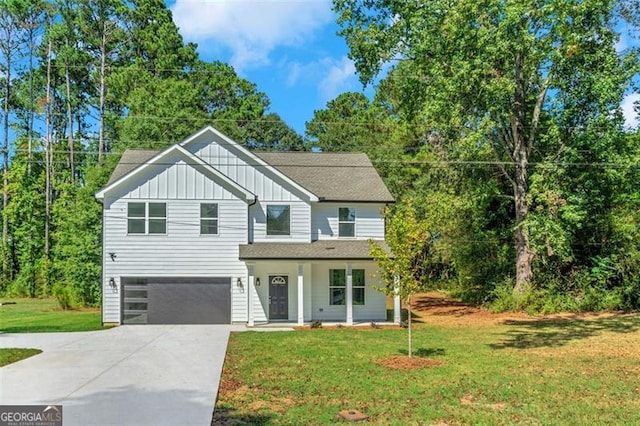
460,394,507,410
375,355,445,370
408,292,633,327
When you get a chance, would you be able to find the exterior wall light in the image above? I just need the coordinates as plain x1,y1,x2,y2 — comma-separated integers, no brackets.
255,277,261,286
237,278,243,288
108,277,117,289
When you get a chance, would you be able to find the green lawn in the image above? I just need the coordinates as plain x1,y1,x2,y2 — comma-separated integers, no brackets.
0,298,105,333
0,348,42,367
215,315,640,425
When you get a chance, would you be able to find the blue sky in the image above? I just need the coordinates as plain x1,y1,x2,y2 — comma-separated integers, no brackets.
167,0,639,135
167,0,365,135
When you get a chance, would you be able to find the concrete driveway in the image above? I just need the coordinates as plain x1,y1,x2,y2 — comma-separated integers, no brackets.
0,325,244,425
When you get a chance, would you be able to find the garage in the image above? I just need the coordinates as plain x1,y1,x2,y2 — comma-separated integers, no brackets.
121,277,231,324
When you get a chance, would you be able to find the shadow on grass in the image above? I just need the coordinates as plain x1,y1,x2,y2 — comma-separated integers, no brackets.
398,347,446,357
490,314,640,350
386,308,424,324
212,408,273,425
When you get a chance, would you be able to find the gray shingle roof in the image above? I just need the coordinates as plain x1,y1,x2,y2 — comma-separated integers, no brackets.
106,148,394,203
107,149,160,184
254,152,394,202
239,240,390,260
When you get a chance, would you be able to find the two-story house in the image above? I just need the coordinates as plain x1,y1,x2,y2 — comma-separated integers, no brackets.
95,126,396,326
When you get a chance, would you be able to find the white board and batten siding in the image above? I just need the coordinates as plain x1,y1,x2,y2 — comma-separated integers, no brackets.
311,203,386,241
189,137,311,202
101,160,250,324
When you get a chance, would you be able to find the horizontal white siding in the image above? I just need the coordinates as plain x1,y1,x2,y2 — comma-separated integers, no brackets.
310,262,386,322
251,201,311,243
311,203,385,240
102,198,248,323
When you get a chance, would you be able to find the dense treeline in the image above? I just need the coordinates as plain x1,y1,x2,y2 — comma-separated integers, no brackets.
2,0,640,313
0,0,304,307
316,0,640,311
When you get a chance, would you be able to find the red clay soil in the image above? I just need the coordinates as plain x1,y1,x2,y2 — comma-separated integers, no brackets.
409,291,628,326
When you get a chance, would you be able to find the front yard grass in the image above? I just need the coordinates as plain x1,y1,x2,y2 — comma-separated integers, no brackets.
215,308,640,424
0,348,42,367
0,298,105,333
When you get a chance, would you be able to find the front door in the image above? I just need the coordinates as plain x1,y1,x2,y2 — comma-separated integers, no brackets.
269,275,288,320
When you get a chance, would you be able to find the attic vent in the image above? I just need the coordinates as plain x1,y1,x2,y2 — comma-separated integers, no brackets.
325,246,335,250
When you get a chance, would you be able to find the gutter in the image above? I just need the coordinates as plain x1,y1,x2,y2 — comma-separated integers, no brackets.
94,196,105,326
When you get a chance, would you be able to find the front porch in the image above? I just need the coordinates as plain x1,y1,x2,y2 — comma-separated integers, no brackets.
243,260,401,326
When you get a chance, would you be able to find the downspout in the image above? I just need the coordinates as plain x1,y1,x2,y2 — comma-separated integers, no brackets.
94,196,105,326
246,196,258,324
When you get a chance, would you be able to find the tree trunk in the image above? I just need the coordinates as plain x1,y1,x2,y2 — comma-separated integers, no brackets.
27,26,34,174
44,38,52,293
511,52,534,295
2,45,10,286
98,28,106,164
65,59,75,182
513,154,533,295
407,295,412,358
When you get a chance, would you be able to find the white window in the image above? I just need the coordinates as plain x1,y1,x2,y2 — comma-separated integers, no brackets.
338,207,356,237
200,203,218,235
267,205,290,236
329,269,365,305
128,202,166,235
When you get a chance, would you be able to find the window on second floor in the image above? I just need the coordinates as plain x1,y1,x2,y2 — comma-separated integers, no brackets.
338,207,356,237
200,203,219,235
128,202,166,234
267,205,290,236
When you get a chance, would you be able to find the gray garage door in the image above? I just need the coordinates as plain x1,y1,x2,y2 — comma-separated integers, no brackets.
121,277,231,324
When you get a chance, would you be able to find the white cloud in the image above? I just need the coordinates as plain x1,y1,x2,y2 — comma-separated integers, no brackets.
318,56,356,100
284,56,357,101
621,93,639,130
171,0,334,70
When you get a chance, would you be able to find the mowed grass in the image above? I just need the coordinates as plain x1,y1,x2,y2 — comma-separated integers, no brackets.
0,348,42,367
0,298,104,333
215,315,640,425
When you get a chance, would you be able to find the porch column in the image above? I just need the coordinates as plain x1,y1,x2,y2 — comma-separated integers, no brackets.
247,264,255,327
346,264,353,325
297,263,304,325
393,275,401,324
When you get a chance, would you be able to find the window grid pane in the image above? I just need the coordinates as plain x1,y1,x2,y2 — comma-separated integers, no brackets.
201,203,218,218
148,219,166,234
353,288,365,305
201,220,218,235
128,202,145,218
128,218,145,234
148,203,166,218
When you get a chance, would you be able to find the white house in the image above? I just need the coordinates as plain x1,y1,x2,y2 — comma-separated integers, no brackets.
95,126,396,326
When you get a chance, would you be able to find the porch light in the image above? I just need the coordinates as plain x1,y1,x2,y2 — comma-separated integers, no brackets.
108,278,117,289
255,277,261,286
237,278,243,288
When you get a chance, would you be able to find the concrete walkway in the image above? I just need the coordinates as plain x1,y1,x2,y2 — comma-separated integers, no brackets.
0,325,244,425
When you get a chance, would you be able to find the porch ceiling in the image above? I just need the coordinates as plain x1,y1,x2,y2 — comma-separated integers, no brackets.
239,240,391,261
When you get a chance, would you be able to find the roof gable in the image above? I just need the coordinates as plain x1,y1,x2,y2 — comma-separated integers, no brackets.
180,126,319,202
95,144,255,202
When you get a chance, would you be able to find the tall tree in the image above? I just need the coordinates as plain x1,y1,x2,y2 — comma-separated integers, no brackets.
334,0,639,295
0,0,27,286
